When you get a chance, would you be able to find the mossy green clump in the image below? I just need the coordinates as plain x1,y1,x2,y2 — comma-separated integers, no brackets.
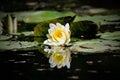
70,20,98,39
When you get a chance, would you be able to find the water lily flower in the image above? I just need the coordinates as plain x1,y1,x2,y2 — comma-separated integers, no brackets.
43,23,71,46
47,46,71,69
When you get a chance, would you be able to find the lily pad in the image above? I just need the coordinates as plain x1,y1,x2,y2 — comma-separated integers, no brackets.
11,31,34,36
0,41,39,50
70,39,120,53
98,31,120,40
74,15,120,25
0,35,12,41
9,11,75,23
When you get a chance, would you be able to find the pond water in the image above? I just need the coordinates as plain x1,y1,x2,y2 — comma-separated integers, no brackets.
0,49,120,80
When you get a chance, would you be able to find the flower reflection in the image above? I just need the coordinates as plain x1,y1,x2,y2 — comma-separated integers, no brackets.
44,46,71,69
43,23,71,46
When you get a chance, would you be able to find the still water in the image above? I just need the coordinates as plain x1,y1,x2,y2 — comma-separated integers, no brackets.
0,49,119,80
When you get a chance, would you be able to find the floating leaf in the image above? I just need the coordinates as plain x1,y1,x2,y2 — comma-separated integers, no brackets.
70,39,120,53
0,35,12,41
9,11,75,23
74,15,120,25
98,31,120,40
0,41,39,50
11,31,34,36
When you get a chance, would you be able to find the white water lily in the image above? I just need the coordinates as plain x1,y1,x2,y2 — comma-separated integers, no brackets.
43,23,71,46
47,46,71,69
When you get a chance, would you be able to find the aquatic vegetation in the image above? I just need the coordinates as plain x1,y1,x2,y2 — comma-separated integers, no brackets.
43,23,71,46
0,41,39,50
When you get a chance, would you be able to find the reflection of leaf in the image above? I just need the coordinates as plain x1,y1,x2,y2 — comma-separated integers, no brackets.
34,16,75,42
0,41,39,50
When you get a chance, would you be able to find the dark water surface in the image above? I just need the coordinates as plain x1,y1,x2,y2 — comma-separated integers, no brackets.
0,0,119,12
0,50,120,80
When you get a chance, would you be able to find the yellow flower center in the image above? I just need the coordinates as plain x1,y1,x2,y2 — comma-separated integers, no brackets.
53,52,64,63
53,29,63,38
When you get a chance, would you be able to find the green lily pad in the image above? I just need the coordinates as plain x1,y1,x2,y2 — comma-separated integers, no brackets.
74,15,120,25
0,35,12,41
11,31,34,36
70,39,120,53
98,31,120,40
0,41,39,50
11,11,75,23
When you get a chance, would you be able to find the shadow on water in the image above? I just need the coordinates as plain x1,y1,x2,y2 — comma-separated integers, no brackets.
0,49,120,80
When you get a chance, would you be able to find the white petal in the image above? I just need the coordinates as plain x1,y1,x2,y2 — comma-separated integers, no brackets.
56,23,64,29
43,39,54,45
65,23,70,31
43,40,49,44
48,24,56,34
62,62,66,67
49,23,56,28
44,48,51,53
48,29,52,34
44,48,49,52
56,23,62,27
57,64,62,69
65,38,70,44
49,56,54,64
50,63,56,68
66,62,70,69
